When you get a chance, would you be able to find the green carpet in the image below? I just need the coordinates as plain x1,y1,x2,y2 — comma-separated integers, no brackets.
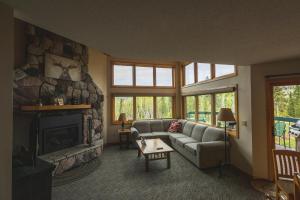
52,145,264,200
53,158,102,187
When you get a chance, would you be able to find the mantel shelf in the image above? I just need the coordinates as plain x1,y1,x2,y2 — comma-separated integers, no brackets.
21,104,92,111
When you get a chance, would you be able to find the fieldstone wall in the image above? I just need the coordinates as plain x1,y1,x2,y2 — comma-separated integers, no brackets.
13,23,104,146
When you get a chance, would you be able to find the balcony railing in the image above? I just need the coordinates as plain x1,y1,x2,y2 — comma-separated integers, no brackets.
274,116,300,150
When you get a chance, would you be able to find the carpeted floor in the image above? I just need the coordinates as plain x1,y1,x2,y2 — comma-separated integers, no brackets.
52,146,264,200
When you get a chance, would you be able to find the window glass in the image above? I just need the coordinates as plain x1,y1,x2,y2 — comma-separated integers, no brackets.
185,63,195,85
136,96,154,119
198,95,212,125
215,64,235,77
156,67,173,87
156,96,173,118
113,65,133,86
114,96,134,121
136,66,153,86
185,96,196,121
215,92,236,127
197,63,211,82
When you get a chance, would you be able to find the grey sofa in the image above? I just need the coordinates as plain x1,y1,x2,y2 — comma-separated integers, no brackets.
131,119,229,169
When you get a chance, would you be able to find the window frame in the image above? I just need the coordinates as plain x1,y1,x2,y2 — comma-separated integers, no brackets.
112,94,176,124
182,63,237,87
182,87,239,138
112,61,176,88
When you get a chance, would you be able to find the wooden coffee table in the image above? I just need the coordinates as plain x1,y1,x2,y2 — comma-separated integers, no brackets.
136,138,174,172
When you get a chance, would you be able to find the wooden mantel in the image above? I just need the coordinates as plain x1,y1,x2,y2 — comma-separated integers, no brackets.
21,104,92,111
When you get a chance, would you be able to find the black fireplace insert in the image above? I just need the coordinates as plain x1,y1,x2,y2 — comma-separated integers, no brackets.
37,113,83,155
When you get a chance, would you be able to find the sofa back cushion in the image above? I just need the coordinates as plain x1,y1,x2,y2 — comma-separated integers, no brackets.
202,127,224,142
162,119,175,131
178,119,187,130
191,124,207,141
182,121,195,136
150,120,164,132
132,120,151,133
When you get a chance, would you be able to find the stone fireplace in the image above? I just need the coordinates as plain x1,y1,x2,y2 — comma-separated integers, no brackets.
13,20,104,175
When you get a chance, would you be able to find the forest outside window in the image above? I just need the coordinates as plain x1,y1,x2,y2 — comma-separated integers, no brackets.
198,94,212,125
113,95,174,123
185,96,196,121
112,63,175,87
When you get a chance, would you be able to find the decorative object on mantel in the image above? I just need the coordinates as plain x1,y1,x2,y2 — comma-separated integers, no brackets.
45,53,82,81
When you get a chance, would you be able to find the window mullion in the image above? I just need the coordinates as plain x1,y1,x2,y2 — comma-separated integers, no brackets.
194,63,198,83
133,65,136,86
133,96,136,120
212,94,216,125
153,96,157,119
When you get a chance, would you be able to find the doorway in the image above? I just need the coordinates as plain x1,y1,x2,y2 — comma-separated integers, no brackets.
266,76,300,180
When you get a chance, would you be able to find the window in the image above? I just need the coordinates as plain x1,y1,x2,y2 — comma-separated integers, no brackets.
114,96,134,121
113,95,174,123
156,96,173,118
136,96,154,119
112,62,175,87
183,63,236,86
197,63,211,82
185,96,196,121
113,65,133,86
198,95,212,125
215,64,235,77
185,63,195,85
156,67,173,87
183,89,238,137
136,66,153,86
215,92,236,127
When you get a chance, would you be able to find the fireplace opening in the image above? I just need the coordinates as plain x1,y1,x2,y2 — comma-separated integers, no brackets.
38,113,83,155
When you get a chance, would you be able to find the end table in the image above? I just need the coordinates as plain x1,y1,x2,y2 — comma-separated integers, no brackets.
119,129,131,149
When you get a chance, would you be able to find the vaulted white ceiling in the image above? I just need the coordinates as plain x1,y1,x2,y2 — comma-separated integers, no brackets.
3,0,300,65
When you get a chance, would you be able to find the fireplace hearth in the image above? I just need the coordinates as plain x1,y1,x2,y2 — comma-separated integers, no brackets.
38,113,82,155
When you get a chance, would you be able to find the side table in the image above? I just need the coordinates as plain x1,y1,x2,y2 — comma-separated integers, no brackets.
119,129,131,149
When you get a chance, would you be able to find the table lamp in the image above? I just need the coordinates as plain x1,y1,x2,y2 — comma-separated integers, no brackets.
118,113,127,130
217,108,235,164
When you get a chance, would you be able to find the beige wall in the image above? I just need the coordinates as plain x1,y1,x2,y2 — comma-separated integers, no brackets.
181,66,253,174
0,3,14,200
251,59,300,179
88,48,109,144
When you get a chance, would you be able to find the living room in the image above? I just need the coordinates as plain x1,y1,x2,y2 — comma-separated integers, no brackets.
1,1,300,200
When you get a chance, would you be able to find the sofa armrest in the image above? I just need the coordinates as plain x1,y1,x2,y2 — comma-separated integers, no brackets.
197,141,229,153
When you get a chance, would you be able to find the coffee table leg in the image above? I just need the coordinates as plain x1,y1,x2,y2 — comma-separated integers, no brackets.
145,155,149,172
137,149,141,157
167,152,171,169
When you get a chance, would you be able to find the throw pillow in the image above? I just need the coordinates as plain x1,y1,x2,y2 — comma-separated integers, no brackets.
168,121,182,133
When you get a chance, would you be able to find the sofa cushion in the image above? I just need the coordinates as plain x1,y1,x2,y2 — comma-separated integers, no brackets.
202,127,224,142
191,124,207,141
133,120,151,133
169,133,187,143
139,133,154,138
185,143,200,155
162,119,175,131
178,119,187,129
182,122,196,137
176,137,198,147
150,120,164,132
152,132,170,138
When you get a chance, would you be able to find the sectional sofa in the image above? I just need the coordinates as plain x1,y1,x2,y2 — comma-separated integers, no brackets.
131,119,229,169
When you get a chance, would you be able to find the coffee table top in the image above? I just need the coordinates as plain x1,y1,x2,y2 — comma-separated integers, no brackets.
136,138,174,155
